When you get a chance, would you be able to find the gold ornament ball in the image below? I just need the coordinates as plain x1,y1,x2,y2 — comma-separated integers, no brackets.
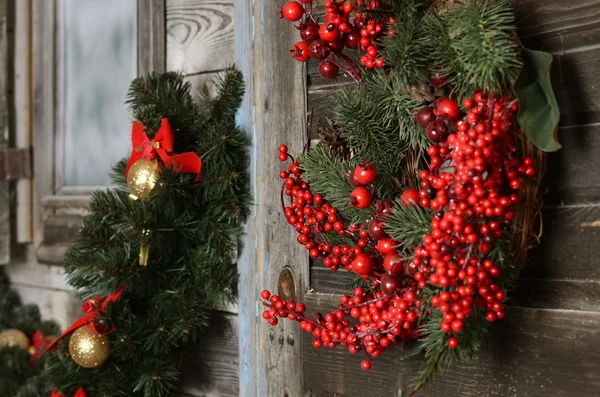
69,326,111,368
0,329,30,350
127,158,159,199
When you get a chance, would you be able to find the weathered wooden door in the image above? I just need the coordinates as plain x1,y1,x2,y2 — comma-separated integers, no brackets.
237,1,600,396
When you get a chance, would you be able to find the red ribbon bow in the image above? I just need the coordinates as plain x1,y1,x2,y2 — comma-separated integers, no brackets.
51,387,86,397
42,287,125,355
125,118,202,182
29,330,55,365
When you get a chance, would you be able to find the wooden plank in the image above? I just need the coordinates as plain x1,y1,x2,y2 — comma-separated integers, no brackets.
179,311,239,397
166,0,234,75
235,0,309,396
0,0,9,264
303,294,600,397
32,0,56,246
137,0,166,74
516,0,600,38
13,0,33,244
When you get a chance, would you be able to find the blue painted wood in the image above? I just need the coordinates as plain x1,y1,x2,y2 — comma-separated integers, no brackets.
235,1,309,396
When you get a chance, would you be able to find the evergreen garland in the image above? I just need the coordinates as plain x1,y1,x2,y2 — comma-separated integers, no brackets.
43,69,250,397
0,274,61,397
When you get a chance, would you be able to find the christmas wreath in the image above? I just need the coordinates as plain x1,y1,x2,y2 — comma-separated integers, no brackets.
262,0,560,392
0,274,60,396
41,70,251,397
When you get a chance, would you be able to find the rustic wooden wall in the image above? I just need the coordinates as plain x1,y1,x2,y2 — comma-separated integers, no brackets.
166,1,239,396
298,1,600,397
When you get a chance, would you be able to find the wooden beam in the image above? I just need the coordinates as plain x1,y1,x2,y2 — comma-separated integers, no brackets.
137,0,166,74
32,0,56,246
0,0,8,263
235,0,309,396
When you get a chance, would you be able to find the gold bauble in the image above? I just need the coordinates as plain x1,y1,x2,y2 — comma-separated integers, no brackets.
127,158,159,200
69,325,110,368
0,329,30,350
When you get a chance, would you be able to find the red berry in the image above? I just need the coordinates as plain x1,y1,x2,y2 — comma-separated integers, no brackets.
309,39,331,60
376,238,396,256
281,1,304,22
438,99,460,120
261,290,271,299
350,187,373,209
361,360,372,371
430,71,449,87
318,60,339,80
416,107,435,128
353,162,377,185
300,22,320,42
400,189,420,207
291,41,310,62
351,253,374,276
279,153,288,161
383,252,402,274
348,168,363,187
426,121,449,143
448,337,459,349
344,32,360,49
381,275,401,296
319,23,341,42
298,0,313,3
278,144,288,153
368,219,387,240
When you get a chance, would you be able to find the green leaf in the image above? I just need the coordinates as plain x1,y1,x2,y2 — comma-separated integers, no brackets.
514,49,561,152
402,339,425,359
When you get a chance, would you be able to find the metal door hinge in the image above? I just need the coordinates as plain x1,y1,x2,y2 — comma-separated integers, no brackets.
0,148,32,181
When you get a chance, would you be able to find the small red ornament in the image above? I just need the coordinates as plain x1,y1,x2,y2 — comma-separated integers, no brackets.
318,60,339,80
376,238,396,256
438,99,460,120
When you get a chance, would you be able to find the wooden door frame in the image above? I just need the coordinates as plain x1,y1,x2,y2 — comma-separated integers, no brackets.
235,1,310,396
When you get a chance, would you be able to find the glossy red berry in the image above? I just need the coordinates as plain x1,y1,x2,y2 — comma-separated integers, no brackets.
376,238,396,256
319,60,339,80
278,144,288,153
383,252,402,274
350,187,373,209
361,360,372,371
319,23,341,42
281,1,304,22
309,39,331,60
348,168,363,187
426,121,449,143
368,219,387,240
416,107,435,128
351,253,374,276
448,337,459,349
291,41,310,62
353,162,377,185
381,275,401,296
300,22,320,42
261,290,271,299
400,189,420,207
438,99,460,120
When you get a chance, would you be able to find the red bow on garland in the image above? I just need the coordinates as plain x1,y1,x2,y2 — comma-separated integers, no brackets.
51,387,86,397
125,118,202,182
28,330,55,365
42,287,125,355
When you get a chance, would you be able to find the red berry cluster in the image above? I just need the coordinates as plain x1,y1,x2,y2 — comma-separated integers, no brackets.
280,1,392,81
267,93,534,367
261,286,420,371
412,93,534,348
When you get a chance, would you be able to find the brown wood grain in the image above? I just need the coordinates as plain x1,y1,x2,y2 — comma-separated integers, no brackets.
0,0,9,264
179,311,239,397
303,294,600,397
166,0,234,75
